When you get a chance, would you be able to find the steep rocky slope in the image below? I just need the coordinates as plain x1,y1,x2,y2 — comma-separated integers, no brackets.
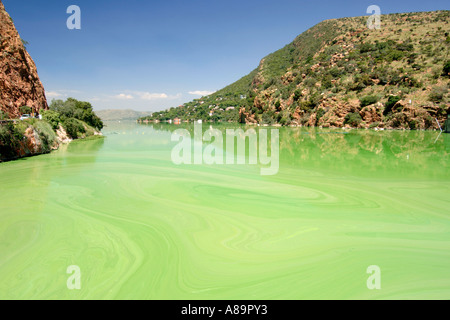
0,0,48,118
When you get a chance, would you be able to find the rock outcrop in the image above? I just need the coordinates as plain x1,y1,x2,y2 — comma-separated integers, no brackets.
0,0,48,118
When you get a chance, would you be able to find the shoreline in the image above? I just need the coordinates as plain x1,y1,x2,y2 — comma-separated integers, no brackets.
0,121,103,164
0,134,104,164
136,119,448,132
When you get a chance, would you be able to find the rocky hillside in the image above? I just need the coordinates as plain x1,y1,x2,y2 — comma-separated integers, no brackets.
145,10,449,130
0,0,48,118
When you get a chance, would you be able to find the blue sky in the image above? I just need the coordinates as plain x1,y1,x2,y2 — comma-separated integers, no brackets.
3,0,449,111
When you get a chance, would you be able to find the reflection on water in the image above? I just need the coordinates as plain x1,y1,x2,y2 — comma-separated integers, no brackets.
0,136,105,209
135,122,449,179
56,136,105,168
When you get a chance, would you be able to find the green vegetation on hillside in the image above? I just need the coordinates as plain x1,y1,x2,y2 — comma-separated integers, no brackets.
0,119,58,160
141,10,450,130
46,98,104,134
0,98,103,161
0,122,23,159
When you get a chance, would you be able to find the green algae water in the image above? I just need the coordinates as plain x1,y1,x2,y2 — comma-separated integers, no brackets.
0,122,449,300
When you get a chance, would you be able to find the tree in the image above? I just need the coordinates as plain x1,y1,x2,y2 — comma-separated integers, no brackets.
429,86,448,103
63,118,86,139
41,110,61,130
344,113,362,127
274,100,281,111
19,106,32,115
384,96,401,115
49,98,103,130
293,89,302,101
360,95,379,108
443,61,450,77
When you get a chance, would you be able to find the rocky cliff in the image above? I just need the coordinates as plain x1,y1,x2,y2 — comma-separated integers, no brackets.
0,0,48,118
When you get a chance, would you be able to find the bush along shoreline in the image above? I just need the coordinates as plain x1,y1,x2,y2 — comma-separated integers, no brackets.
0,98,103,163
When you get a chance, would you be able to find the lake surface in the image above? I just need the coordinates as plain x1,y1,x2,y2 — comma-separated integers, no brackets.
0,121,449,299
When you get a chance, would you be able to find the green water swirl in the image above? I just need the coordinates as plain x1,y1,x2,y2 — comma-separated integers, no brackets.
0,122,449,299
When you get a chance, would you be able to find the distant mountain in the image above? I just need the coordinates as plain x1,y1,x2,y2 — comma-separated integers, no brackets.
143,10,449,130
96,109,152,121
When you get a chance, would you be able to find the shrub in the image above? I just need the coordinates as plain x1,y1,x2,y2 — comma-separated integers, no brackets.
396,42,414,52
384,95,401,115
316,109,325,126
63,118,86,139
402,76,421,88
19,106,32,115
281,89,291,100
390,74,402,86
344,112,362,127
261,112,275,125
293,89,302,101
41,110,61,130
0,110,8,120
279,115,291,126
360,95,379,108
371,68,389,85
308,92,321,109
274,100,281,111
429,86,448,103
34,121,57,151
50,98,103,130
264,78,277,90
304,77,317,88
344,64,356,74
329,67,341,78
360,42,376,53
424,115,434,129
369,122,380,129
322,75,333,89
0,122,23,159
15,120,30,135
349,81,366,92
407,53,418,65
389,50,405,61
443,61,450,77
276,112,283,123
408,120,418,130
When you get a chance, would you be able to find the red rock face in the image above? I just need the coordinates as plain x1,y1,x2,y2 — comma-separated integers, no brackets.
0,0,48,118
